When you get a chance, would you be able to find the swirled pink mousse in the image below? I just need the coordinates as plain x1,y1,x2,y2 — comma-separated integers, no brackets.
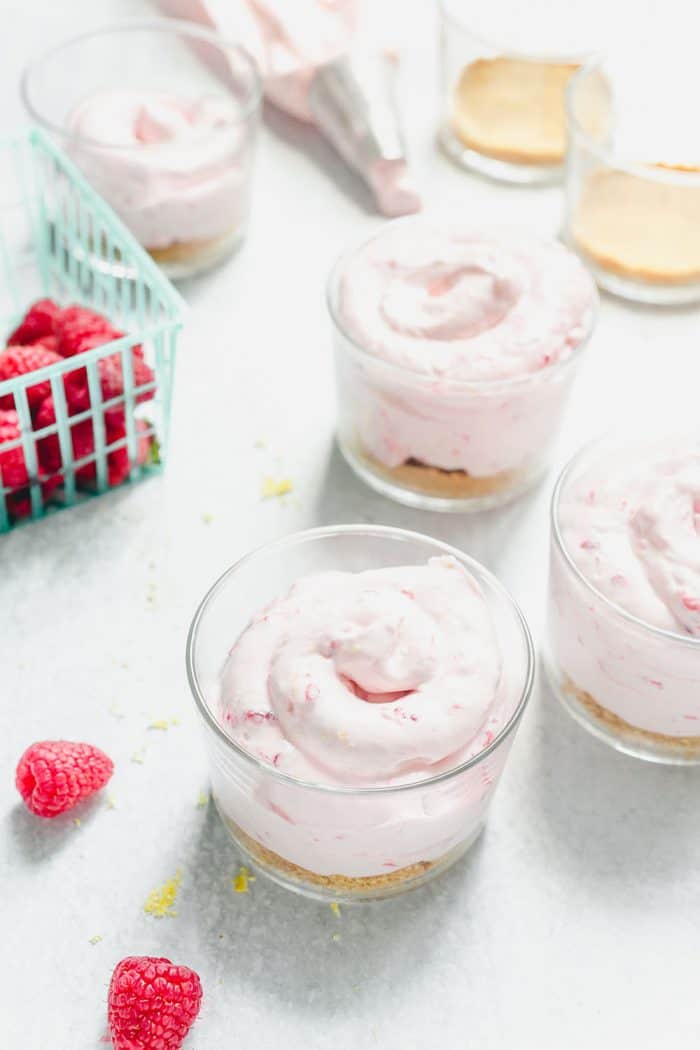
335,223,596,477
220,556,502,786
553,437,700,736
67,90,252,249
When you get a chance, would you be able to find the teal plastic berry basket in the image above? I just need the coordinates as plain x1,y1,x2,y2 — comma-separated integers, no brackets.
0,127,184,532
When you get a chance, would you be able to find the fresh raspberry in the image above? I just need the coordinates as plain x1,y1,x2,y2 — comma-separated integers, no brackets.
35,397,151,486
55,305,120,358
0,408,62,518
15,740,113,817
108,956,203,1050
0,344,63,411
66,350,155,424
0,409,29,490
6,299,60,345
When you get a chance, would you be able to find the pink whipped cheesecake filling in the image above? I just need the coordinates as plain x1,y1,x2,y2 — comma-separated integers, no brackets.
551,437,700,736
334,224,596,477
219,556,502,786
67,89,253,249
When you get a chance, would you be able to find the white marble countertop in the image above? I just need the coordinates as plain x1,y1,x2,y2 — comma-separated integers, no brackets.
2,2,700,1048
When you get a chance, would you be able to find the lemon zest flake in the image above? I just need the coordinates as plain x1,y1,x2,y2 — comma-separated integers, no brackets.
201,512,214,525
144,870,182,918
261,476,293,500
196,791,209,808
149,719,170,731
88,935,103,946
330,901,341,917
232,866,256,893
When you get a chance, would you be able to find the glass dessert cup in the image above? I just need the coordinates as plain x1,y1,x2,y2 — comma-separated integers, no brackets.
438,0,592,185
328,233,598,514
21,19,261,280
187,525,534,902
564,57,700,304
545,437,700,765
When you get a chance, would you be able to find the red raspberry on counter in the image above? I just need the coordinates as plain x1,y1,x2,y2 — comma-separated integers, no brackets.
5,298,59,345
108,957,203,1050
15,740,113,818
0,344,63,411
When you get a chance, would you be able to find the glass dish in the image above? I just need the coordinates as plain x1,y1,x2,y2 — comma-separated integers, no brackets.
438,0,593,184
22,19,261,280
564,56,700,304
328,221,598,513
545,436,700,765
187,525,534,901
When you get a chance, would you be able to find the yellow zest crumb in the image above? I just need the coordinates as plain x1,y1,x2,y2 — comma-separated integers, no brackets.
106,794,117,810
131,749,145,764
73,818,81,828
201,512,214,525
232,866,256,893
253,438,267,450
149,719,170,731
170,717,180,726
332,933,341,943
261,476,293,500
144,870,182,918
337,730,348,741
108,702,124,719
196,791,209,808
330,901,341,917
88,935,103,946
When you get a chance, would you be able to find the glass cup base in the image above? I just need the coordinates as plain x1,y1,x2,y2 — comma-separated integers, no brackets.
339,437,544,513
438,126,564,186
215,799,485,903
543,650,700,766
565,243,700,306
148,226,246,281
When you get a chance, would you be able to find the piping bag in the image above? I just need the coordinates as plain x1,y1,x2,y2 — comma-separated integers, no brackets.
308,51,421,217
159,0,421,216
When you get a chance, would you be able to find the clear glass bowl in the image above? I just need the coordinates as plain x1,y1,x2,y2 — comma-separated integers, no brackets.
564,56,700,304
328,221,598,513
438,0,594,184
545,436,700,765
22,19,261,280
187,525,534,901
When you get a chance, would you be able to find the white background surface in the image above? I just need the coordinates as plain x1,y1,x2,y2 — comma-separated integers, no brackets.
2,2,700,1048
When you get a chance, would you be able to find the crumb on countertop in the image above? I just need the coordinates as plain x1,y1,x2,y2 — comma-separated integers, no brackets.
330,901,341,917
130,749,145,765
144,870,182,918
88,935,103,946
232,866,256,893
261,476,293,500
201,512,214,525
196,791,209,808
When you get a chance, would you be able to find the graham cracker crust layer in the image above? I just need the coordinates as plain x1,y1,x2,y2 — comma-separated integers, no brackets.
367,453,519,499
452,57,579,166
571,167,700,285
564,676,700,755
147,227,237,266
228,819,437,893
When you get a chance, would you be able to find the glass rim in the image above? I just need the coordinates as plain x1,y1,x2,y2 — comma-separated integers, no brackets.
566,59,700,187
437,0,597,63
551,435,700,649
326,217,599,393
21,17,263,148
186,523,535,796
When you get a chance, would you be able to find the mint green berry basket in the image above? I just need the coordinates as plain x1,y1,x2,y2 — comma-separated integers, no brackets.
0,127,184,532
